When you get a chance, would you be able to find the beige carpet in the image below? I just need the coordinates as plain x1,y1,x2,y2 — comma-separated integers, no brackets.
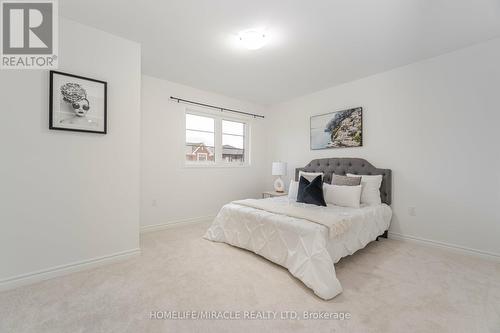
1,221,499,333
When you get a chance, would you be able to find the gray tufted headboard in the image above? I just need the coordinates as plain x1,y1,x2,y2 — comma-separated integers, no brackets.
295,158,392,205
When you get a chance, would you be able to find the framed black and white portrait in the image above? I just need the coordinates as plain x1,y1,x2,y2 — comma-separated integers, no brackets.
49,71,107,134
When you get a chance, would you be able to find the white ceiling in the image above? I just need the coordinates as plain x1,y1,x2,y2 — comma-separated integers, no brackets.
60,0,500,105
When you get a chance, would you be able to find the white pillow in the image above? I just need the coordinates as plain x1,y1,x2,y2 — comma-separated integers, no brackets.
323,184,362,208
298,171,323,182
288,180,299,200
347,174,382,205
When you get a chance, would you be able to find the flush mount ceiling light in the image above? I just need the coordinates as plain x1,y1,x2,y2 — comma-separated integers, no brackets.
238,29,267,50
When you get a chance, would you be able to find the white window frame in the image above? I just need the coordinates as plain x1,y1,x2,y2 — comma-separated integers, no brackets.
184,107,251,168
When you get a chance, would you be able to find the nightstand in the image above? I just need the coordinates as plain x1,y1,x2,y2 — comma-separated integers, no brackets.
262,191,288,199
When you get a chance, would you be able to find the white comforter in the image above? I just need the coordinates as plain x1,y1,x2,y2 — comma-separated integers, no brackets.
204,197,392,300
233,198,353,239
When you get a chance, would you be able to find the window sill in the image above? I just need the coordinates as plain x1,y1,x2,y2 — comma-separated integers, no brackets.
183,163,251,169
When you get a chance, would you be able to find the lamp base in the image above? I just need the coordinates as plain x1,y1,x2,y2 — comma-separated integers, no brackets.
274,177,284,192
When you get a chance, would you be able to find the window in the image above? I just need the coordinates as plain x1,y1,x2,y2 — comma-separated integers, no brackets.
222,120,245,163
185,113,215,163
185,110,249,166
197,153,208,161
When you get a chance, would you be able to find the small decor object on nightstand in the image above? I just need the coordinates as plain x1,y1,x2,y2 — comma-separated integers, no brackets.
262,191,288,199
272,161,287,192
49,71,107,134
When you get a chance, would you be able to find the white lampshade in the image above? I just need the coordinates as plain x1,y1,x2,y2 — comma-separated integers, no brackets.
272,162,287,176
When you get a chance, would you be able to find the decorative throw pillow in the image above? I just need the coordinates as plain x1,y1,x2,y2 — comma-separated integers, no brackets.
331,174,361,186
288,180,299,200
297,175,327,206
323,183,362,208
347,174,383,205
298,171,324,182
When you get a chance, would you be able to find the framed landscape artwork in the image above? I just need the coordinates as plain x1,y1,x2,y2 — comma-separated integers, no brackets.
49,71,107,134
310,107,363,150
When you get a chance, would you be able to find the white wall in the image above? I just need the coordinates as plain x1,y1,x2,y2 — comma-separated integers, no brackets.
140,75,268,228
266,38,500,256
0,19,142,285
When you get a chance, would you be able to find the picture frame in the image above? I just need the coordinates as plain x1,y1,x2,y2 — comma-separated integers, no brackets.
49,70,107,134
310,107,363,150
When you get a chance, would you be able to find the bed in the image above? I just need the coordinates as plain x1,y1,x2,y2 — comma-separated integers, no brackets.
204,158,392,300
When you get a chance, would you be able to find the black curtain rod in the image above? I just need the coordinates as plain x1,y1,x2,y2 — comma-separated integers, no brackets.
170,96,265,119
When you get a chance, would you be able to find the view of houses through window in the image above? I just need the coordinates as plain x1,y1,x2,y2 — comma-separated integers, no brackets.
185,112,246,165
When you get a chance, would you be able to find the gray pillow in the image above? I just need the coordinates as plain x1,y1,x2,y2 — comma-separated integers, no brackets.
331,175,361,186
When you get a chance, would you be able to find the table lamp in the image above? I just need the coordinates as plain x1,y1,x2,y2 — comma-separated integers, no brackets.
272,161,287,192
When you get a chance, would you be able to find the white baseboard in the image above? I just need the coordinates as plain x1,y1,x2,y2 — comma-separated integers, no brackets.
0,248,141,292
0,215,214,292
388,232,500,261
140,215,215,233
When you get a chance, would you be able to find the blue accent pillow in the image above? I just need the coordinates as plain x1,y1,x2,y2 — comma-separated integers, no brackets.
297,175,327,206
